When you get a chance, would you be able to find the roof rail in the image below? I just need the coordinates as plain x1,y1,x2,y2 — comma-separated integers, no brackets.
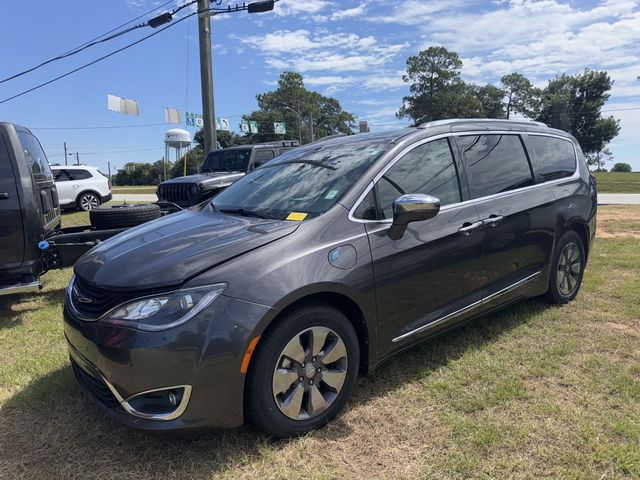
418,118,548,129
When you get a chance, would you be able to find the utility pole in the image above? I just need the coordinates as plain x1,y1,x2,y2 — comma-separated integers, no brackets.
63,142,68,166
75,152,80,165
197,0,217,156
108,161,111,183
309,111,315,143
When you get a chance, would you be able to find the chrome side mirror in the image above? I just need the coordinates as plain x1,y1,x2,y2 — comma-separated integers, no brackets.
387,194,440,240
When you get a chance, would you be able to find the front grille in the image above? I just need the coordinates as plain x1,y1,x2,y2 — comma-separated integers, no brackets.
157,184,194,206
71,276,133,319
71,358,120,409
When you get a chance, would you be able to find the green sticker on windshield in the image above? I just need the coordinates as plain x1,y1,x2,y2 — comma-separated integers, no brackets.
325,190,339,200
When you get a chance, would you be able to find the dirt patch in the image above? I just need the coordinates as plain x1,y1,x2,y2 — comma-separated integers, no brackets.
597,206,640,238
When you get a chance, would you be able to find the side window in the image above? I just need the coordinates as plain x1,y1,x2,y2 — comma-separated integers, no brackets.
527,136,576,181
17,131,52,176
69,169,92,180
253,149,276,168
377,138,461,219
53,170,71,182
458,134,533,199
353,189,377,220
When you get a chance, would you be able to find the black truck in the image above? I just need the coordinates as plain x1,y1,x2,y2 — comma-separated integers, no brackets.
157,141,298,207
0,122,159,295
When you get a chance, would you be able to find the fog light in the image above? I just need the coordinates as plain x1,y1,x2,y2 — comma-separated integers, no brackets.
123,385,192,421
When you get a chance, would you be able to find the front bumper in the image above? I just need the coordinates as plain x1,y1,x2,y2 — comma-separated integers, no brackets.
63,293,274,432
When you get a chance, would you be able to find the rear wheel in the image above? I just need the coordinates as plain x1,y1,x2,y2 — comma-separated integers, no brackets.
77,192,101,211
546,231,585,304
247,303,359,438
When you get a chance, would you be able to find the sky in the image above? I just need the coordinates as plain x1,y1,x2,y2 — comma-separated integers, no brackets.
0,0,639,172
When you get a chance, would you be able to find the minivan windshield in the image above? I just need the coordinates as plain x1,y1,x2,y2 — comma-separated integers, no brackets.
201,149,252,173
211,142,388,220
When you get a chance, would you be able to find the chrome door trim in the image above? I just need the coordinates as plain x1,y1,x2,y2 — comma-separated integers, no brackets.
348,131,580,224
391,271,542,343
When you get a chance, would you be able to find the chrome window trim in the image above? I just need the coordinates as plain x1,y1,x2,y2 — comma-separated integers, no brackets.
348,130,580,224
392,271,541,342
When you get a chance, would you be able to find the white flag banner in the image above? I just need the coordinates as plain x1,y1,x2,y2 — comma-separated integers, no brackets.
164,108,181,124
220,118,230,131
107,94,140,116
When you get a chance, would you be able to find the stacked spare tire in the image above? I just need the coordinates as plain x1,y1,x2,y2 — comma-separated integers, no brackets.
89,204,161,230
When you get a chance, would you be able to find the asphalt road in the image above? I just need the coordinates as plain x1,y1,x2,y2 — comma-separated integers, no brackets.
112,193,640,206
597,194,640,205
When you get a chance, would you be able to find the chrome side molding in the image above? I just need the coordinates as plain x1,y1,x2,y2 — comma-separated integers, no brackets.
392,271,542,343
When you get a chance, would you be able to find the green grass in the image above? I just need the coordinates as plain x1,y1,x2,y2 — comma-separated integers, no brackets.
0,207,639,479
111,186,157,195
593,171,640,193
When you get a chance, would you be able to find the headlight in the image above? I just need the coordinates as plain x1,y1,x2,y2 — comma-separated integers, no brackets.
100,284,226,331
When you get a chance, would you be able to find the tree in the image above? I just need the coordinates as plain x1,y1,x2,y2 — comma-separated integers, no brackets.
500,73,540,118
611,162,632,173
242,71,355,144
586,146,613,172
398,47,482,124
536,69,620,155
114,160,170,185
472,84,506,118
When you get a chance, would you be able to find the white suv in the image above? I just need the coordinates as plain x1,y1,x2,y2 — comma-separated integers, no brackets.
51,165,112,211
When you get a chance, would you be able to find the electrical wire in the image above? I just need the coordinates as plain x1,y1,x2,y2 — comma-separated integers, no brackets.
0,0,176,85
0,3,271,105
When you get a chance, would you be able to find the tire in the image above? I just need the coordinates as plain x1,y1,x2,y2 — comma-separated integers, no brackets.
77,192,101,211
89,203,161,230
247,303,360,438
545,231,586,304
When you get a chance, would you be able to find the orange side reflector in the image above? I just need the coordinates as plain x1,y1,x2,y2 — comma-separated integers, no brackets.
240,336,260,374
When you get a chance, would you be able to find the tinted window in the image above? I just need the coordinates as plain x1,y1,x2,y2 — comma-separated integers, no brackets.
527,136,576,181
202,149,252,173
377,138,460,218
458,135,533,199
69,169,92,180
253,150,276,165
53,170,71,182
17,132,52,176
212,142,387,220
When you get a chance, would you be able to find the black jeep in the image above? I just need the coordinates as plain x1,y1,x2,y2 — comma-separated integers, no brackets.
157,141,298,207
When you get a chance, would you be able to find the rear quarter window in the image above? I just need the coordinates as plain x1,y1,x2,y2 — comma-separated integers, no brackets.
527,135,576,181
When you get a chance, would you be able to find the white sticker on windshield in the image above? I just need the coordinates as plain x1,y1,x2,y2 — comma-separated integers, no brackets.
325,190,339,200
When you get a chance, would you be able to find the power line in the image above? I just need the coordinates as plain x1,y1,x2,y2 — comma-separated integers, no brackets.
0,12,198,105
0,0,176,85
0,3,270,105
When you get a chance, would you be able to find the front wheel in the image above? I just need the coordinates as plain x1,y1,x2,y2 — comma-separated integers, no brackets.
546,231,586,304
246,303,359,438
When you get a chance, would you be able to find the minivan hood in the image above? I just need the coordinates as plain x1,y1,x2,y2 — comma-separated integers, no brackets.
74,208,299,291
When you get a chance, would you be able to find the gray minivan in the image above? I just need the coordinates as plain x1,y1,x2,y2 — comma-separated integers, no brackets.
64,119,597,437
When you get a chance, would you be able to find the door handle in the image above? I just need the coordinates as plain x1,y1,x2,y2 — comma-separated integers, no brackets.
0,192,9,200
458,221,483,236
483,215,504,228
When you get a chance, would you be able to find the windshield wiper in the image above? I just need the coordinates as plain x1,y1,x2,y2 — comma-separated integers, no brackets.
218,208,279,220
279,159,337,171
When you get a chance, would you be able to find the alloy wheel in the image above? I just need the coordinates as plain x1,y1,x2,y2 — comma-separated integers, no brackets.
272,326,348,420
557,241,582,296
80,194,99,211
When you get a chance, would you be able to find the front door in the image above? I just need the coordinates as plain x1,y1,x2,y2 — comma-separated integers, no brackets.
356,138,486,354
